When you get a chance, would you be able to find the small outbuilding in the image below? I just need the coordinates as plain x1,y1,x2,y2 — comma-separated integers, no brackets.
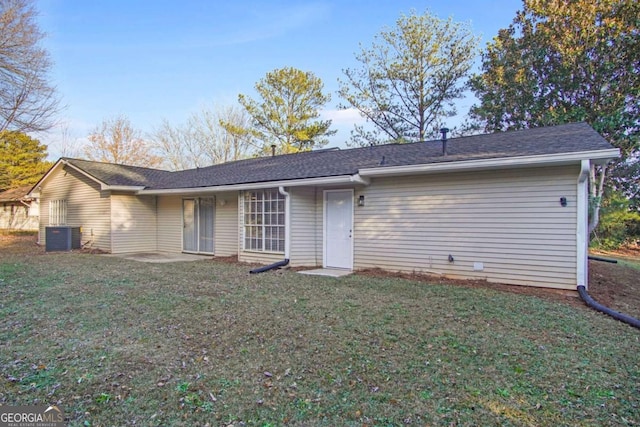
0,185,39,231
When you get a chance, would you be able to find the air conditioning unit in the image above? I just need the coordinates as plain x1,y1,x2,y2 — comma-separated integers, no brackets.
45,226,81,251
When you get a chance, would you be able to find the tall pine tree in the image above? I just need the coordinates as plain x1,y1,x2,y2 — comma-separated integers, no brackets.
0,130,51,189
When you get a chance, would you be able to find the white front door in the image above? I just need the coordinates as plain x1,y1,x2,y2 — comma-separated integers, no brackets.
324,190,353,269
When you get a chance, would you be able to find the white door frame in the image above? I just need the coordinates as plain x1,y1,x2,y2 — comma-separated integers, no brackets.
323,189,354,269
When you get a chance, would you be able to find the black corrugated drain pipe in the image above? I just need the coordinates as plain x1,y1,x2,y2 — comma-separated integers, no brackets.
588,255,618,263
249,259,290,274
577,285,640,329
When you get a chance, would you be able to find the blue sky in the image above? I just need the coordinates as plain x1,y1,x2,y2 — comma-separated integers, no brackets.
37,0,524,160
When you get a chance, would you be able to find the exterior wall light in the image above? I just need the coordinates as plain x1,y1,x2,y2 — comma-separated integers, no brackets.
358,195,365,207
560,197,567,207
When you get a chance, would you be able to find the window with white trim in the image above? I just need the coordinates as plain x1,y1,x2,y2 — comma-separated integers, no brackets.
49,199,67,225
243,189,285,252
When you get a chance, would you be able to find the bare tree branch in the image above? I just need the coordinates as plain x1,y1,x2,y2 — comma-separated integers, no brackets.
84,115,163,168
0,0,60,132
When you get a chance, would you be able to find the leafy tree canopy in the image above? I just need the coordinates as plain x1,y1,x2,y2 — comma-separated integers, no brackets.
469,0,640,237
469,0,639,157
0,130,51,189
237,67,335,155
338,10,479,146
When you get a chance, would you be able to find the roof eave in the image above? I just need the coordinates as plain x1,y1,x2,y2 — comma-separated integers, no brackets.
137,174,369,195
359,149,620,177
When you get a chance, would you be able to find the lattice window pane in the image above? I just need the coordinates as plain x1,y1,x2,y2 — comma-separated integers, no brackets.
243,190,286,253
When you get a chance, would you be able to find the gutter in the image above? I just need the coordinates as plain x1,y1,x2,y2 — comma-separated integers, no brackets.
359,149,620,178
101,185,146,192
138,173,370,195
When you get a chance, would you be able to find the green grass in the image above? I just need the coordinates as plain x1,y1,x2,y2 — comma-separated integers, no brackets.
0,250,639,426
618,258,640,270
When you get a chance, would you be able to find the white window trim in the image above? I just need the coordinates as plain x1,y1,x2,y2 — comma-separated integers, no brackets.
242,189,286,254
49,199,67,226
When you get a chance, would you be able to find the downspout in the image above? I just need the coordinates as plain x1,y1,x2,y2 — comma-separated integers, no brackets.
279,186,291,261
575,159,640,329
249,186,291,274
576,159,590,288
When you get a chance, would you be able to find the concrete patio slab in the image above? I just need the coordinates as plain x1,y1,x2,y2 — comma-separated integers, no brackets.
299,268,352,278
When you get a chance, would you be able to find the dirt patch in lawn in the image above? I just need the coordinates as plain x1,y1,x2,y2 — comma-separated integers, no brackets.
588,258,640,319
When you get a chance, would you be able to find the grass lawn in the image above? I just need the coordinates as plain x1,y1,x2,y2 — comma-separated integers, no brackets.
1,236,639,426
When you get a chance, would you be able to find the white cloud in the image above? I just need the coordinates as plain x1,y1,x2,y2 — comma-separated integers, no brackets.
321,108,365,125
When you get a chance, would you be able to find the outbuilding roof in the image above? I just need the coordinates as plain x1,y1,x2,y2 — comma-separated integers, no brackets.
0,185,34,202
48,122,616,191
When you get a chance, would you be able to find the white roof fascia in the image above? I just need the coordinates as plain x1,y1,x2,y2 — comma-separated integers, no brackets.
102,185,146,192
137,174,368,195
359,149,620,177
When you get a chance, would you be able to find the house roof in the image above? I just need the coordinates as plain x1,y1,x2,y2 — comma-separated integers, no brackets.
0,185,34,202
42,122,617,192
60,158,174,188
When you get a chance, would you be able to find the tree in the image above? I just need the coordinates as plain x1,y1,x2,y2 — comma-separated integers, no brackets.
154,104,253,171
236,67,335,154
609,154,639,209
0,130,51,189
468,0,640,235
337,10,479,146
84,115,163,168
591,189,640,249
0,0,59,132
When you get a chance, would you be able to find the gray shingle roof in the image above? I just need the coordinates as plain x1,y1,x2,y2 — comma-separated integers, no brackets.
63,158,174,187
64,123,614,190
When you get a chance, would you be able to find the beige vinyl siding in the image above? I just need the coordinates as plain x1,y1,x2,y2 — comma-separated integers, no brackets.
38,166,111,250
157,195,183,253
289,187,321,267
157,193,238,255
240,250,285,264
214,192,238,256
353,165,579,289
110,194,157,253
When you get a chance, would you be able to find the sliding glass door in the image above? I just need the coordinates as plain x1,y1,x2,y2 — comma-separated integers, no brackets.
183,198,215,254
